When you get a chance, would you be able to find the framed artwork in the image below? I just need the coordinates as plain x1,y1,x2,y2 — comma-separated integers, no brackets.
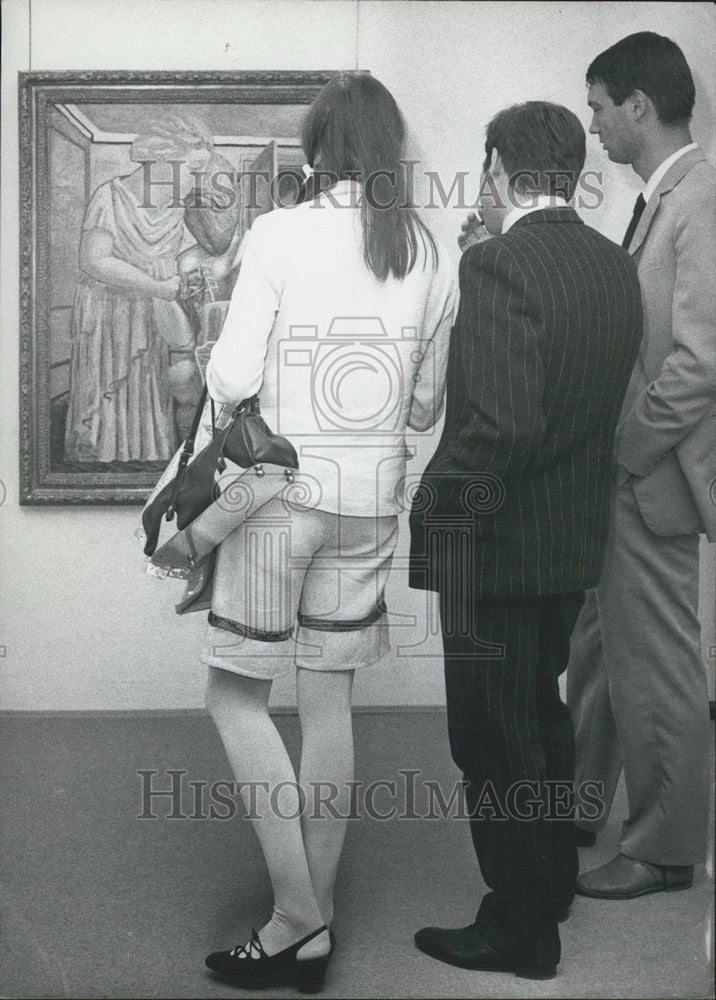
19,70,335,504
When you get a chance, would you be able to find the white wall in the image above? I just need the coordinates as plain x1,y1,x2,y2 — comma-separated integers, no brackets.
1,0,714,710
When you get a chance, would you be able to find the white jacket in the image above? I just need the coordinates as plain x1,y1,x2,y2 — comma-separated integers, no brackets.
207,180,457,517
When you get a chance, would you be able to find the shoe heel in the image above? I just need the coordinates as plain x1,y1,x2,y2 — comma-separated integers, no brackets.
515,965,558,980
665,881,692,893
296,956,329,994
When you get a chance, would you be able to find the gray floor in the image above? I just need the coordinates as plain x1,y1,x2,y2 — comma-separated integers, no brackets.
0,710,713,1000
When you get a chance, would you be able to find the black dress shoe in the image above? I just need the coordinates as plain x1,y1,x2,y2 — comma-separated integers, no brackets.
205,926,334,993
414,923,556,980
576,854,694,900
574,827,597,848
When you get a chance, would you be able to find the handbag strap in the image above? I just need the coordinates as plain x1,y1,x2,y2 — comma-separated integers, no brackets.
166,384,208,521
184,383,209,448
166,388,260,520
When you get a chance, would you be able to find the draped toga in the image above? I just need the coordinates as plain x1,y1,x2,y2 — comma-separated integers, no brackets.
65,176,193,463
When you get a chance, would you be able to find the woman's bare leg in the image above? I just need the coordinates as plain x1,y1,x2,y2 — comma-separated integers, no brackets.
296,667,355,926
205,665,329,959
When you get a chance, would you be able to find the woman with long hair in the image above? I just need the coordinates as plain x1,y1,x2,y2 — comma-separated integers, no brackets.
202,72,456,992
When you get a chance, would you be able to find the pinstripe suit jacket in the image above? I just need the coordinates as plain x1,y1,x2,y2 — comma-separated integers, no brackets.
408,207,643,598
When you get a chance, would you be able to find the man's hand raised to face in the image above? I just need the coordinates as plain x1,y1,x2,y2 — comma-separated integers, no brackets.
458,211,492,252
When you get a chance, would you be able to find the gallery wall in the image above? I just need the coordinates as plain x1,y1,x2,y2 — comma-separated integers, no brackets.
1,0,714,710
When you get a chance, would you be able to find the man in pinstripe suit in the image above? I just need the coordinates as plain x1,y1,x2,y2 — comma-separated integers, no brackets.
408,102,643,977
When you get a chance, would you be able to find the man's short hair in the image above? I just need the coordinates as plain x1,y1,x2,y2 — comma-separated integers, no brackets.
587,32,695,124
484,101,586,201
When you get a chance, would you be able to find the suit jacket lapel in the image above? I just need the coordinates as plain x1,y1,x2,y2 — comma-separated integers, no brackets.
627,147,706,255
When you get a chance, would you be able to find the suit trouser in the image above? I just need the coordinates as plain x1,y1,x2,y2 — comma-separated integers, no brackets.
567,480,710,866
441,587,585,969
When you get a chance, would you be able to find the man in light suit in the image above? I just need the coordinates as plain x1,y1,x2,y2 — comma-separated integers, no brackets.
567,31,716,898
409,102,642,977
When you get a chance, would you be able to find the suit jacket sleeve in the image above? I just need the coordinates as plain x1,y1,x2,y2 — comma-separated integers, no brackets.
446,239,546,476
617,188,716,476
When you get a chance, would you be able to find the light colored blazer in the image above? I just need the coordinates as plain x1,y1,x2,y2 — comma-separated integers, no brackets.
616,147,716,541
207,180,457,518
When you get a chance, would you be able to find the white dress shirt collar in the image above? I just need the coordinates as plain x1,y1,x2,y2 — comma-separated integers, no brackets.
502,194,569,235
642,142,697,203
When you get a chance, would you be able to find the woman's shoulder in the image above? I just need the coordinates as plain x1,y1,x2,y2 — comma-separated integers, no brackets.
87,176,117,201
416,230,456,290
248,201,304,240
82,177,118,231
247,195,340,257
252,193,328,228
431,232,454,269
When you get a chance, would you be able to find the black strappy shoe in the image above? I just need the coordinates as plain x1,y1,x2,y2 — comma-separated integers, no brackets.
205,925,335,993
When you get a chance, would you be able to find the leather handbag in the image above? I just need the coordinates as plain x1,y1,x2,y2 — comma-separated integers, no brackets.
142,386,298,558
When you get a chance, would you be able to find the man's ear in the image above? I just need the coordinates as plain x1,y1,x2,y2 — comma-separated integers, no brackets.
630,89,649,121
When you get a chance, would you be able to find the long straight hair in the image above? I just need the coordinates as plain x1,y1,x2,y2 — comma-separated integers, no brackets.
301,72,437,281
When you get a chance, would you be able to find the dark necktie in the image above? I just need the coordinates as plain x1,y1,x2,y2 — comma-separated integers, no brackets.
622,193,646,249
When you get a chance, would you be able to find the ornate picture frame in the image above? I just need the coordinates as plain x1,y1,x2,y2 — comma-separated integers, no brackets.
19,70,335,504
